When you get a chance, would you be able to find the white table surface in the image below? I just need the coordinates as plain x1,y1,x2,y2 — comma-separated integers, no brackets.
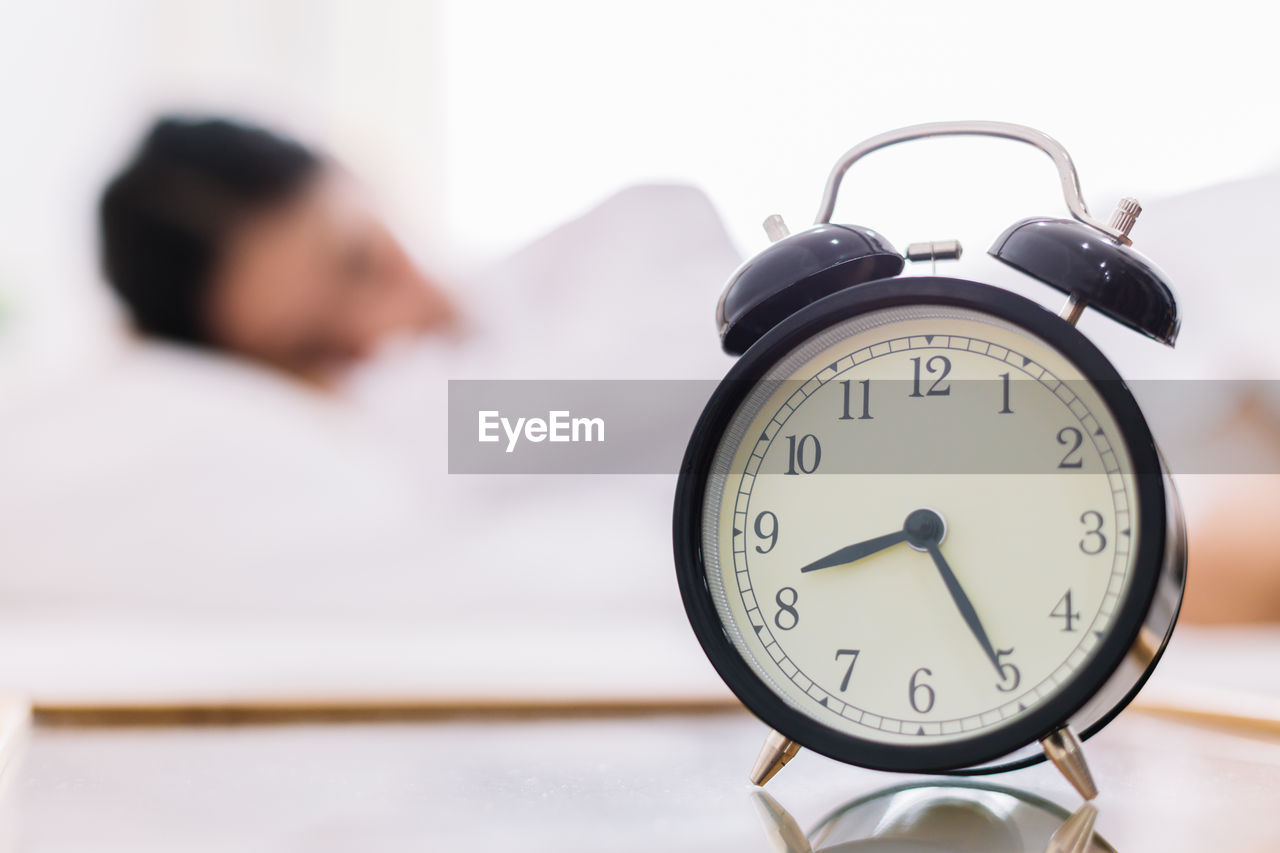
3,706,1278,852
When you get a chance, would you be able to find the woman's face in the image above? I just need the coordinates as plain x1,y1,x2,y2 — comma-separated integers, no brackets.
205,168,456,384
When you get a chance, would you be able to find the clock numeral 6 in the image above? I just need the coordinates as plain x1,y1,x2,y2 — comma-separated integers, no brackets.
753,511,778,554
908,667,935,713
773,587,799,631
784,434,822,475
995,649,1021,693
909,356,951,397
1079,510,1107,555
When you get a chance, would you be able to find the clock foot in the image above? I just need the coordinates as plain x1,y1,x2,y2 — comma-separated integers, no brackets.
749,729,800,786
1040,725,1098,800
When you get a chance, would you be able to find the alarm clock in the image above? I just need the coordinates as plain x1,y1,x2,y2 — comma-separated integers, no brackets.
672,121,1186,799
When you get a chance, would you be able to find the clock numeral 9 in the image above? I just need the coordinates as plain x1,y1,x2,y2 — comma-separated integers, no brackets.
839,379,873,420
773,587,799,631
753,511,778,554
995,649,1021,693
908,667,935,713
1079,511,1107,555
909,356,951,397
1057,426,1084,468
784,434,822,475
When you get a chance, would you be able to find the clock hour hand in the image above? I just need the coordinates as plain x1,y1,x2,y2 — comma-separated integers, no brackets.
924,543,1004,678
799,529,908,573
800,507,950,574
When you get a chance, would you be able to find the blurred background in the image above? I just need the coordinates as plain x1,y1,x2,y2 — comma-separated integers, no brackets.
7,0,1280,385
2,0,1280,709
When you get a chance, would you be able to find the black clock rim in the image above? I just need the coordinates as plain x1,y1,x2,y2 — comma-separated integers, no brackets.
672,276,1167,774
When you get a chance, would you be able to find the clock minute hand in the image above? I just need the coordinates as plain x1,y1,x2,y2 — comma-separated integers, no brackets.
799,530,909,574
924,543,1003,678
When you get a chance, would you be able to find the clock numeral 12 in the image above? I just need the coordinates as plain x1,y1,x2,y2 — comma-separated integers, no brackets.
910,356,952,397
839,379,873,420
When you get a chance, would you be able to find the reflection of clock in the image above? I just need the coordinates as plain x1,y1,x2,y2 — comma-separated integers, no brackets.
673,122,1186,799
754,781,1115,852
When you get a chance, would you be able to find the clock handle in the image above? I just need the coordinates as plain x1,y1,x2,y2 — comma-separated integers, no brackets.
813,120,1125,242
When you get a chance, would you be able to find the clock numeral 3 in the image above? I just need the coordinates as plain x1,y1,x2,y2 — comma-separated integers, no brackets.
753,511,778,554
909,356,951,397
839,379,873,420
773,587,799,631
784,434,822,475
1079,510,1107,555
1051,589,1081,632
1057,426,1084,468
908,667,935,713
995,649,1021,692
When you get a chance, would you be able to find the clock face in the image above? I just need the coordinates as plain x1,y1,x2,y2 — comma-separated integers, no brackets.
697,301,1142,752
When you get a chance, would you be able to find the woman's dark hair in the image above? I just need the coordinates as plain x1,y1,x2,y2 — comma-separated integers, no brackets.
99,116,322,343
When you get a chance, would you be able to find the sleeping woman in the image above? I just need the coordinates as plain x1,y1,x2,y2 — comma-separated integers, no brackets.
100,116,458,385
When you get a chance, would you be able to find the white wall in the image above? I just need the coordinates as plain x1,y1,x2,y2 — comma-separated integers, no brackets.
435,0,1280,257
2,0,1279,384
